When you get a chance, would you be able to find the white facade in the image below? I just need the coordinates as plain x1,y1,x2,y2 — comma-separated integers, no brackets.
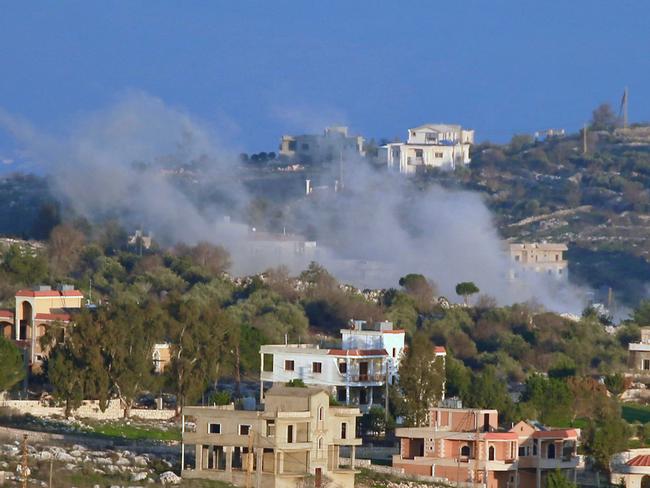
259,321,427,413
382,124,474,175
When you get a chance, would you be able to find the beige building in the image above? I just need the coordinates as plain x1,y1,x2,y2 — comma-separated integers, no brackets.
508,243,568,281
611,449,650,488
628,327,650,372
0,285,83,366
181,386,361,488
279,126,365,164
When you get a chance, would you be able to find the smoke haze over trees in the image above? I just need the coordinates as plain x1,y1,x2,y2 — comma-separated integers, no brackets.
0,92,587,311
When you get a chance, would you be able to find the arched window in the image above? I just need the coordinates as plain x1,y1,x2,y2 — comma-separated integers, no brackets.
547,443,556,459
318,437,323,450
488,446,495,461
318,406,324,421
461,445,471,457
641,475,650,488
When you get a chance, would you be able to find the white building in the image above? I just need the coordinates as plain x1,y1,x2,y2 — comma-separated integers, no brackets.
260,320,446,412
381,124,474,174
279,126,365,164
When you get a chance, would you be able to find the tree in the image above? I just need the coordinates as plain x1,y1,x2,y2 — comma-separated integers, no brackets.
464,366,513,421
583,414,630,474
398,274,438,312
3,244,49,283
48,224,86,276
547,469,577,488
398,332,445,426
0,337,24,392
455,282,480,306
361,406,393,437
509,134,534,153
604,373,628,398
591,103,618,131
47,347,84,417
522,375,572,426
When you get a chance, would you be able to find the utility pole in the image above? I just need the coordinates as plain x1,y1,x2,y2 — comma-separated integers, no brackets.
623,87,628,129
582,123,588,155
20,434,29,488
49,457,54,487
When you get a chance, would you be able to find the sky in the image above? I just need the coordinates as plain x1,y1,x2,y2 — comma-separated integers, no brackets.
0,1,649,156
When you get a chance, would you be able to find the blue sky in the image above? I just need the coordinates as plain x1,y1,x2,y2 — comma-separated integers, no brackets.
0,1,649,154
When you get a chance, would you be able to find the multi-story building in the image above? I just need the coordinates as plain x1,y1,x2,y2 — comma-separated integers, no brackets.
260,321,444,412
279,126,365,164
181,385,361,488
628,327,650,372
508,243,568,282
0,285,84,367
393,407,580,488
381,124,474,174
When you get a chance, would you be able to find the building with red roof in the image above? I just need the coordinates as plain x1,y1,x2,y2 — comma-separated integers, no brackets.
260,319,445,413
0,285,83,368
611,449,650,488
393,409,581,488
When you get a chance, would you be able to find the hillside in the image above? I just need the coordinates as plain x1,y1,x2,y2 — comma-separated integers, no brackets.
416,125,650,307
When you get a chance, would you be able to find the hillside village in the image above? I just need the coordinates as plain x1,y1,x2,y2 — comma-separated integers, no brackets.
0,109,650,488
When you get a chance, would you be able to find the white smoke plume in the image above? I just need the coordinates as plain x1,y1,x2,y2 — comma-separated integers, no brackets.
0,93,587,313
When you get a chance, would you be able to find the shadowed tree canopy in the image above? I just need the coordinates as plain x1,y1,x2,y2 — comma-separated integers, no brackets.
455,281,480,306
0,337,24,392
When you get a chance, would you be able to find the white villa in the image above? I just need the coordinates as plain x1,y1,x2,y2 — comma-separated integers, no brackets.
381,123,474,174
260,320,446,412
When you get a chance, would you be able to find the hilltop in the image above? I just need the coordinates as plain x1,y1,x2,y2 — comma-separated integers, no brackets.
415,125,650,307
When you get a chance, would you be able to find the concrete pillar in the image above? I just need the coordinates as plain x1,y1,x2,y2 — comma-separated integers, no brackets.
274,450,278,475
351,446,356,469
255,448,263,488
181,443,185,471
195,444,202,470
226,446,233,473
369,386,374,408
279,452,285,474
345,386,350,405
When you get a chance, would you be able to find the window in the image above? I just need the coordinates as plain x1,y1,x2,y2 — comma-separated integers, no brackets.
313,362,322,373
263,354,273,372
644,359,650,371
547,443,556,459
239,424,251,436
318,406,324,421
287,425,294,443
341,423,347,439
338,361,347,374
288,141,297,151
318,437,323,450
414,149,423,158
284,360,294,371
435,152,444,158
461,445,471,457
208,423,221,434
488,445,495,461
392,348,396,358
266,420,275,437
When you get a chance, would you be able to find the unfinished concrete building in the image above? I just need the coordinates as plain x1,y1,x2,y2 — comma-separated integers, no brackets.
181,386,361,488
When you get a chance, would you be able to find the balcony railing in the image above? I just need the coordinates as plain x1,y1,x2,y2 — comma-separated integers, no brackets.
347,373,385,383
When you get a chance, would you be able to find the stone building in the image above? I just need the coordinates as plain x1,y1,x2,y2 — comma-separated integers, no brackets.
181,386,361,488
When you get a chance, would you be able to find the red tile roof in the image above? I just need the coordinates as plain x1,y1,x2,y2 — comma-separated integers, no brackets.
532,429,578,439
434,346,446,354
327,349,388,357
382,329,406,334
16,289,83,298
627,455,650,467
34,312,72,322
0,309,14,319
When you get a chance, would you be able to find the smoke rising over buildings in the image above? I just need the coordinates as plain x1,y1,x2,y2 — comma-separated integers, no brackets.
0,93,586,312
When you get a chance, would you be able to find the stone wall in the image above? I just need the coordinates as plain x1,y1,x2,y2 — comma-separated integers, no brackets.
0,399,175,420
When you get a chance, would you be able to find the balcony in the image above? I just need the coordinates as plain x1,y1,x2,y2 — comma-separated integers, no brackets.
518,455,581,470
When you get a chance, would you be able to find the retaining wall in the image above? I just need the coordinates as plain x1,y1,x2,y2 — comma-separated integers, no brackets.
0,399,176,421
